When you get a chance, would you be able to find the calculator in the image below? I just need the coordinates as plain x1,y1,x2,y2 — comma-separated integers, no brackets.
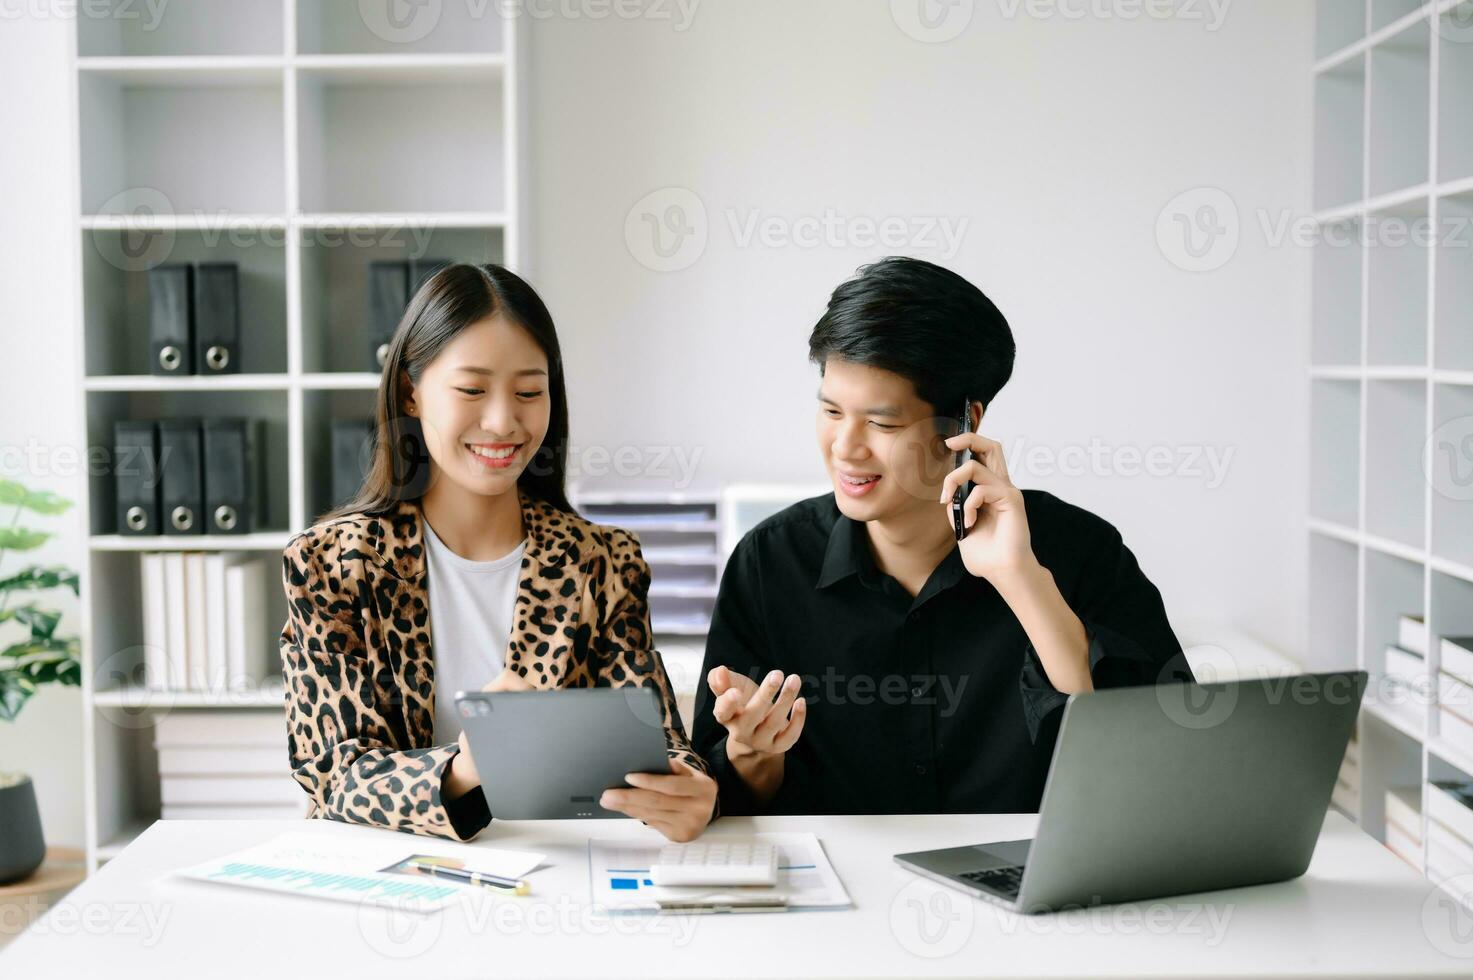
649,839,779,887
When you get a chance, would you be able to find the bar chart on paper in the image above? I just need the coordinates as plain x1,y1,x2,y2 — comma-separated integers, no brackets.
588,833,851,912
196,860,462,908
169,831,544,911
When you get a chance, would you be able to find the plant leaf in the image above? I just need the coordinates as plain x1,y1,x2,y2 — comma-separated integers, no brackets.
0,638,81,686
21,490,71,515
0,672,37,722
0,528,51,551
0,481,73,516
0,565,80,596
11,605,60,640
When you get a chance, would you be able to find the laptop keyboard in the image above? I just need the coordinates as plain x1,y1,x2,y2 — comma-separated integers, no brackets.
959,864,1025,898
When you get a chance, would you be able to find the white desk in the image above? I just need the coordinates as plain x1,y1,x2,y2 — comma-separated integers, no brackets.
0,812,1463,978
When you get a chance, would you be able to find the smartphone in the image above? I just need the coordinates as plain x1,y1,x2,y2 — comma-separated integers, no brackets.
951,399,974,541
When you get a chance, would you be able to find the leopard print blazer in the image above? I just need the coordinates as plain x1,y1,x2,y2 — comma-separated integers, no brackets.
279,491,707,841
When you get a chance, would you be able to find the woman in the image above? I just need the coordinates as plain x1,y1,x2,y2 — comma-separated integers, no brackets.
279,263,716,842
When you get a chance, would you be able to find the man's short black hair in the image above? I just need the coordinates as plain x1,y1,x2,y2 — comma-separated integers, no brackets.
808,256,1016,414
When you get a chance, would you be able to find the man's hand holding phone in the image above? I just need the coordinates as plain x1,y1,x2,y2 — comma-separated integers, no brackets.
941,426,1036,582
707,665,806,805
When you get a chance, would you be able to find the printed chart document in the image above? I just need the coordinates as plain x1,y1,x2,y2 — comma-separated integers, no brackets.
171,831,544,912
589,832,851,913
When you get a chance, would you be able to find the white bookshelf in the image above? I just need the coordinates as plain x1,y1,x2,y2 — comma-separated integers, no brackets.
1310,0,1473,890
67,0,531,871
566,488,729,733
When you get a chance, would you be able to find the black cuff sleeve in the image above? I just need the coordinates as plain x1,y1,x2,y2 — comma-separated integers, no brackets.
1018,619,1197,743
444,785,492,840
1018,623,1112,743
703,734,761,817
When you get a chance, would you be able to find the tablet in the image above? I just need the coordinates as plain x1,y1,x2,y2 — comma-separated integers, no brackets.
455,687,671,820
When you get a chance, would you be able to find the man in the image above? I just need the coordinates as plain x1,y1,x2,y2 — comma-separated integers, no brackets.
692,256,1195,815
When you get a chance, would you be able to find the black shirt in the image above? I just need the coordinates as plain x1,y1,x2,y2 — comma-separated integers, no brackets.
692,491,1195,816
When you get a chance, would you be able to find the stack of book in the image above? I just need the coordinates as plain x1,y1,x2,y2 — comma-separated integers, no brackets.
1332,726,1360,817
1438,635,1473,757
1427,780,1473,888
1380,613,1428,729
156,710,305,820
140,553,274,692
1384,786,1423,869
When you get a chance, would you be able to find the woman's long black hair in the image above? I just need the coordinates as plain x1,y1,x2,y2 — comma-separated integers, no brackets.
320,262,573,523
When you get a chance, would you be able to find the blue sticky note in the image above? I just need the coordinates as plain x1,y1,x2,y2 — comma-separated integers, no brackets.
610,878,638,890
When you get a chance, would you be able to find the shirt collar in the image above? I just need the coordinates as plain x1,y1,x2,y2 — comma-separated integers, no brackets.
385,489,572,584
815,511,971,608
815,511,872,590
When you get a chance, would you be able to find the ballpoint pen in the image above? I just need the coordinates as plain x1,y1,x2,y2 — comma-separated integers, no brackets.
405,858,531,896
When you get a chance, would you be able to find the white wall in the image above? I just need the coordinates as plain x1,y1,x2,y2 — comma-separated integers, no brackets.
528,0,1313,657
0,0,1312,842
0,8,86,846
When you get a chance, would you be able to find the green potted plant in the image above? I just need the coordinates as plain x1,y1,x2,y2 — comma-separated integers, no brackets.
0,480,80,884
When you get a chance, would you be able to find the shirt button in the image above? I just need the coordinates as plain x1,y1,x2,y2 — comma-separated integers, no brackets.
912,686,924,698
915,764,928,776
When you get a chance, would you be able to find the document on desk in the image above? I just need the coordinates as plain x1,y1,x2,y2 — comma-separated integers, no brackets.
588,833,851,914
170,831,544,912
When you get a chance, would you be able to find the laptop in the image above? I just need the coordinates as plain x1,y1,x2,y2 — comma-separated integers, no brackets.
456,687,671,819
894,670,1367,914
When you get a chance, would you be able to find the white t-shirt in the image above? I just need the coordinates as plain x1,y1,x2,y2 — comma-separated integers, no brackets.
423,518,526,744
